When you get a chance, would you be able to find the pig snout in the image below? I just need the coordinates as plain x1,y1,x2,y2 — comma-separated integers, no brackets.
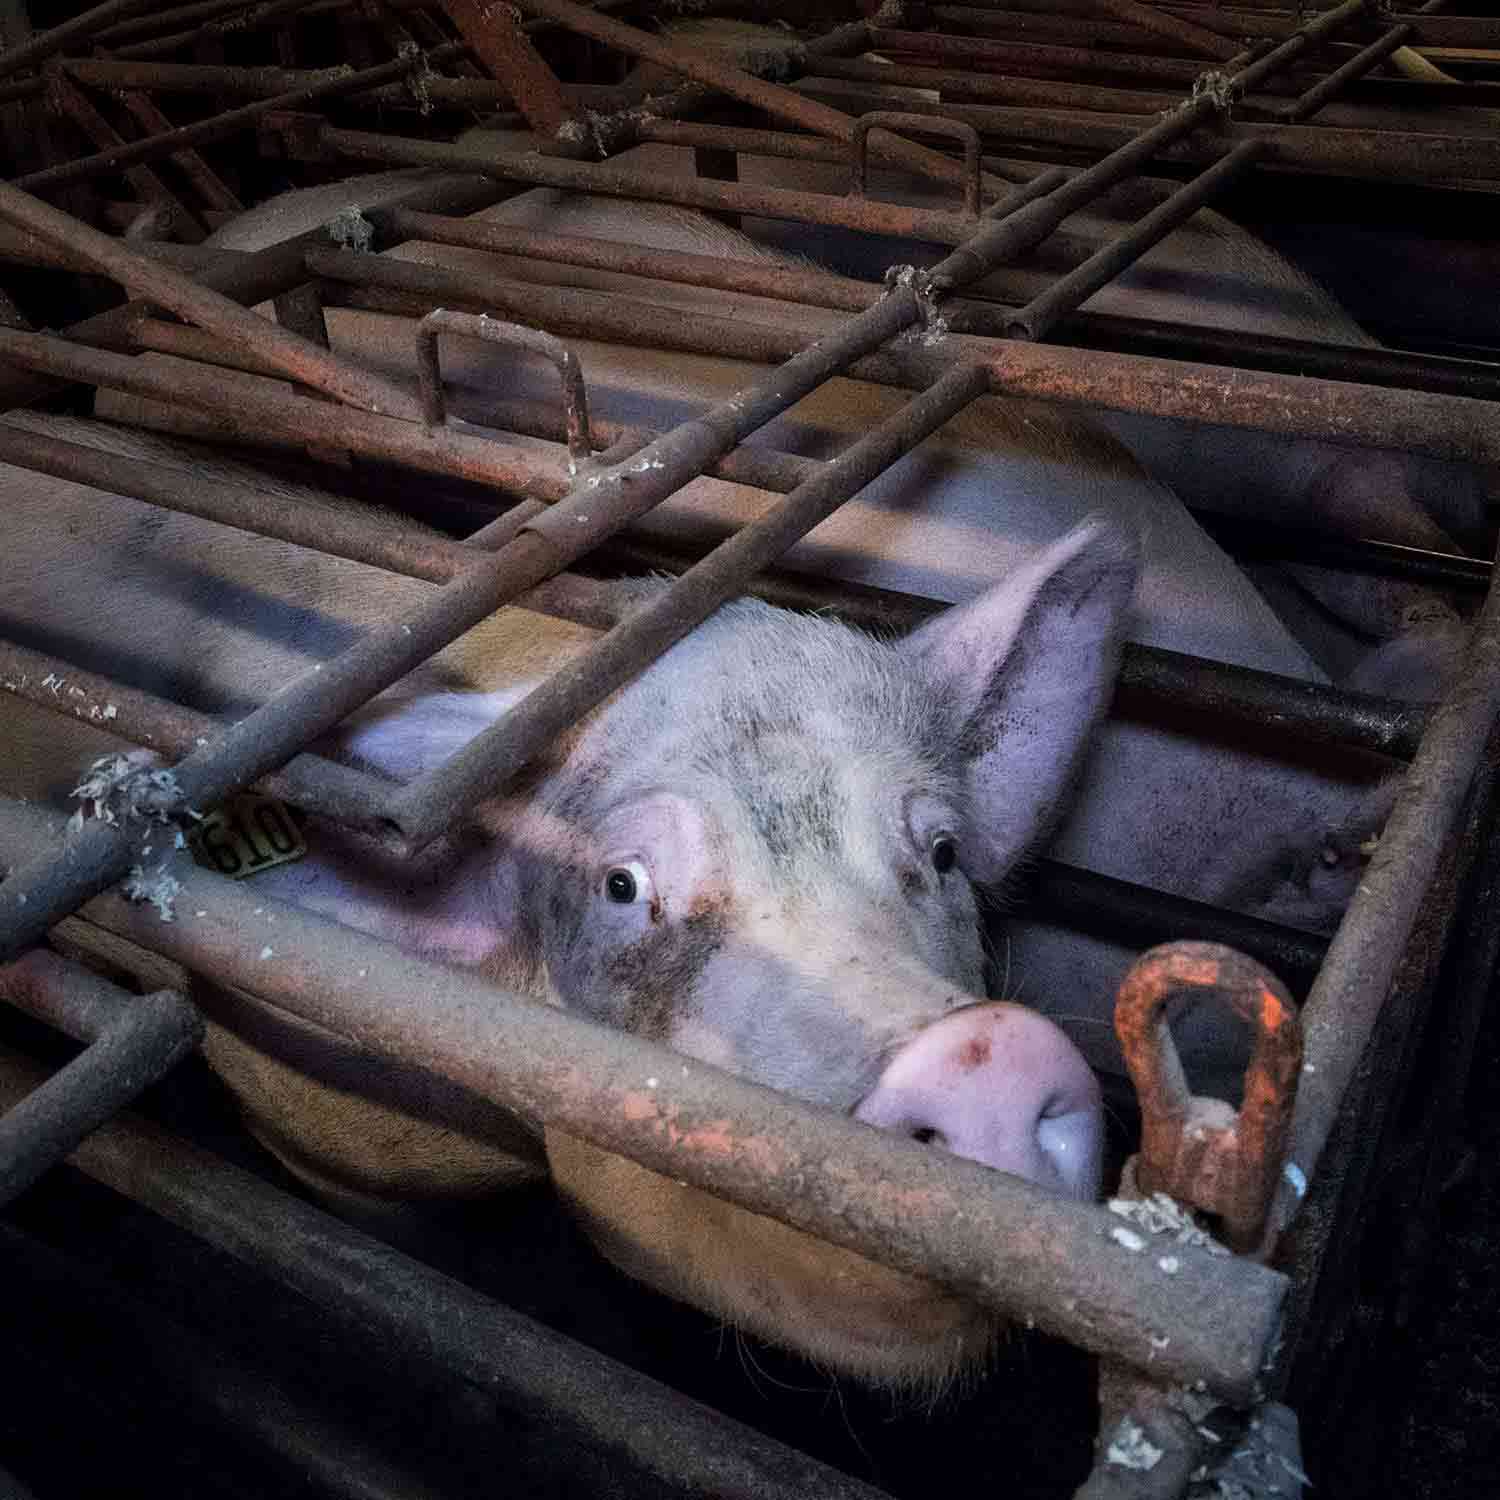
854,1003,1103,1200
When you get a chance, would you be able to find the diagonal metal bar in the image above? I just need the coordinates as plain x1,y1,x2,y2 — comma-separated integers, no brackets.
0,179,415,416
441,0,570,134
0,948,202,1205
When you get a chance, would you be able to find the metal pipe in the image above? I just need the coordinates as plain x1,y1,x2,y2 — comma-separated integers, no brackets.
387,362,991,848
13,40,467,193
1082,0,1240,58
0,180,416,418
414,311,592,464
0,797,1289,1400
0,638,399,841
62,55,511,109
0,164,509,416
321,125,986,246
1007,140,1267,341
0,325,570,497
0,1045,890,1500
0,949,202,1206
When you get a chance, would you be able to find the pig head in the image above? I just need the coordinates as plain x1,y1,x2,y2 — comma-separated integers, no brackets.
332,519,1138,1387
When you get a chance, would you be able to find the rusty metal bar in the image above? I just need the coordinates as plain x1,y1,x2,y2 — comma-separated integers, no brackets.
792,90,1500,185
865,26,1289,88
46,73,207,244
509,0,1018,204
109,0,330,60
302,242,825,367
0,1042,887,1500
1162,6,1500,50
0,326,571,494
1083,0,1240,58
1007,139,1266,341
319,126,986,247
850,111,983,219
91,0,318,48
384,204,880,312
14,39,467,193
441,0,569,135
0,169,507,415
64,55,510,110
135,250,1500,471
117,89,246,215
0,180,416,417
1269,540,1500,1245
0,796,1288,1400
0,638,400,841
414,310,591,461
0,0,163,80
388,361,990,848
807,51,1495,132
0,948,202,1206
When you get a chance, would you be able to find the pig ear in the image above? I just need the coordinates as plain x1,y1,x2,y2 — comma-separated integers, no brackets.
901,518,1140,884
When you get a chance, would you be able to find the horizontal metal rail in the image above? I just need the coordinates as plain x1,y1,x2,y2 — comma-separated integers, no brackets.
0,948,202,1205
0,796,1287,1401
0,1040,890,1500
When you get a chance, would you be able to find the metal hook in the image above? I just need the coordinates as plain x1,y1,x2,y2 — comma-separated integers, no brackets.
415,309,593,467
1114,940,1302,1254
849,111,983,219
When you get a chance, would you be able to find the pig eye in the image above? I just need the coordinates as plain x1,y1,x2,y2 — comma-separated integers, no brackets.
603,860,652,904
930,835,958,874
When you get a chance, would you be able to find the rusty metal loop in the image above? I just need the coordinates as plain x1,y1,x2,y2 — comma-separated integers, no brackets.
849,111,982,219
414,308,592,466
1114,940,1302,1254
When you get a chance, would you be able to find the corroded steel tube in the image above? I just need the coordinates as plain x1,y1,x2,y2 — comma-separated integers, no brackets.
0,797,1288,1400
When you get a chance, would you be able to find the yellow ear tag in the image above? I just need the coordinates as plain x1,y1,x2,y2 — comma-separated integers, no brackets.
188,794,306,879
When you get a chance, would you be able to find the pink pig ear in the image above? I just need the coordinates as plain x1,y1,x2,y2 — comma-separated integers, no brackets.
901,517,1140,885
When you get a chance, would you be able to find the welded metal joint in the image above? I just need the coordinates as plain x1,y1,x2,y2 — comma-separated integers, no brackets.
1116,941,1302,1254
415,308,593,464
850,111,982,219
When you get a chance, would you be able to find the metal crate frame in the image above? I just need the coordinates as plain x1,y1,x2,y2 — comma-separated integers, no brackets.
0,1,1497,1495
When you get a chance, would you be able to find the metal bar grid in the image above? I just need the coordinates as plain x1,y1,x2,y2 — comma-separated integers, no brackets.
0,1,1495,1495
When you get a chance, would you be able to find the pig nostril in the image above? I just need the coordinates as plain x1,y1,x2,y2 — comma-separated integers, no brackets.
909,1126,945,1147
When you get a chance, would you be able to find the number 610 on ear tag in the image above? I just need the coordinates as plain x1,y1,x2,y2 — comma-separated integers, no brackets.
188,794,306,878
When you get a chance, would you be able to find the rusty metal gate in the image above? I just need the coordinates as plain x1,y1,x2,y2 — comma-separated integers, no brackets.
0,1,1497,1496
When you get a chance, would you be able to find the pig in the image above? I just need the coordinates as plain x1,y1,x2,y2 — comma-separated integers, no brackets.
0,409,1132,1388
8,120,1461,1379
